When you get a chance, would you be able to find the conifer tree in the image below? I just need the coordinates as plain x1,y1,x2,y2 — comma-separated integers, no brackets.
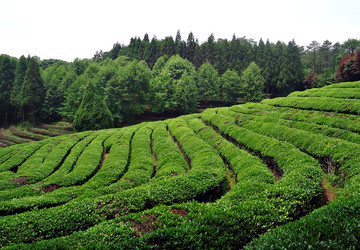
20,57,45,124
73,80,113,132
11,55,28,111
186,32,197,63
0,54,16,124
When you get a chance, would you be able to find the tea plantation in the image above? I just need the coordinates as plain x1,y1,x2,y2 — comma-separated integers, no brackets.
1,82,360,248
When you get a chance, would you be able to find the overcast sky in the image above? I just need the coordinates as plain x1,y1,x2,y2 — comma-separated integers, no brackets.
1,0,359,62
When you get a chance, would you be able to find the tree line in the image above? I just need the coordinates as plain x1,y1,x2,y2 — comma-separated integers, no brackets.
0,32,359,129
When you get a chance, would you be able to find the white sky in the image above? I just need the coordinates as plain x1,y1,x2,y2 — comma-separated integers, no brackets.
0,0,359,62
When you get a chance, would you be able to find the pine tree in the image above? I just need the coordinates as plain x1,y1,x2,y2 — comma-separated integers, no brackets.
20,57,45,124
0,54,16,125
186,32,197,63
10,55,28,122
73,80,113,132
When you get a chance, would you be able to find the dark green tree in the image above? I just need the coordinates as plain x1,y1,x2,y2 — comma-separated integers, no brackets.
73,80,113,132
20,57,45,124
0,54,16,124
42,64,68,121
307,41,320,73
175,30,185,57
186,32,197,63
342,38,360,54
10,55,28,121
214,39,229,75
161,36,175,57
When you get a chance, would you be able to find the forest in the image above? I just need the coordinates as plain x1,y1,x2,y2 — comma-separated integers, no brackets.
0,31,359,130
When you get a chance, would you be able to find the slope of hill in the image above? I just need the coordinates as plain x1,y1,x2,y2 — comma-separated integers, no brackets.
1,82,360,248
0,122,73,148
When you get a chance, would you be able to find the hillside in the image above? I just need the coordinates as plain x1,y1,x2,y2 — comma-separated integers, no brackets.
1,81,360,248
0,122,73,148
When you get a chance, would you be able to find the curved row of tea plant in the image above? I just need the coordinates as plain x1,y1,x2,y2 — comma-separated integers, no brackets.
262,96,360,115
230,102,360,132
288,87,360,99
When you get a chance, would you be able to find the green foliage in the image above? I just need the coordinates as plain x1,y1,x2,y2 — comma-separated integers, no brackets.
246,196,360,249
173,72,198,114
221,69,242,104
196,61,220,101
151,55,197,114
73,80,113,132
240,62,265,101
20,57,45,124
262,95,360,115
3,80,360,249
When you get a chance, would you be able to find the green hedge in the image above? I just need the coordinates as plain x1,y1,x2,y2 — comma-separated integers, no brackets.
233,116,360,185
245,195,360,249
230,102,360,133
220,108,360,145
288,87,360,99
201,110,323,217
262,96,360,115
151,121,187,179
323,80,360,88
186,117,274,201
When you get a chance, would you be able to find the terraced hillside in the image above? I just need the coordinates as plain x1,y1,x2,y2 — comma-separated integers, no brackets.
1,82,360,248
0,122,73,148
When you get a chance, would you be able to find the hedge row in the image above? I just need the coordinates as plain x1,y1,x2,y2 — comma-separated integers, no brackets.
106,125,154,190
201,109,323,217
186,117,274,201
230,102,360,133
323,80,360,88
288,87,360,99
220,108,360,145
0,120,227,246
232,115,360,189
0,131,112,214
262,96,360,115
152,121,187,179
246,195,360,249
15,133,87,184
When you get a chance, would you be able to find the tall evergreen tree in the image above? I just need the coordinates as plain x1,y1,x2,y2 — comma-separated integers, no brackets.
20,57,45,124
205,33,216,65
214,39,229,75
10,55,28,121
73,80,113,132
186,32,197,63
147,37,159,68
307,41,320,73
175,30,185,57
0,55,16,124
